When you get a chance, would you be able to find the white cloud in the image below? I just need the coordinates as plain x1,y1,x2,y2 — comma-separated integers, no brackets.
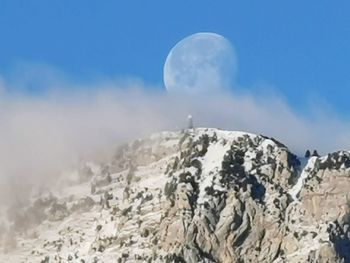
0,65,350,204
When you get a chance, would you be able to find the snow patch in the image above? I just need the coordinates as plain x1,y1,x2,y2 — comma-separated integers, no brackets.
289,157,317,200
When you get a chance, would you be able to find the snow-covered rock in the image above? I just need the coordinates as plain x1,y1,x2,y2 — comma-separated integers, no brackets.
1,128,350,262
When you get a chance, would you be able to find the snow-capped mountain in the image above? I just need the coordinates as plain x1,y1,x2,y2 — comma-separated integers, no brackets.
1,128,350,262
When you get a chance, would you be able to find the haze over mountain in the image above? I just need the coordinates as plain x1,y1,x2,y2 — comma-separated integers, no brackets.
2,2,350,262
1,128,350,262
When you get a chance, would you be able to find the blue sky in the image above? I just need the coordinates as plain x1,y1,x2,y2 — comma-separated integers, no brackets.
1,1,350,114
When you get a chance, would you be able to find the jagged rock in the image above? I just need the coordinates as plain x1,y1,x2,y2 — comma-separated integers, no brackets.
1,128,350,262
305,150,311,158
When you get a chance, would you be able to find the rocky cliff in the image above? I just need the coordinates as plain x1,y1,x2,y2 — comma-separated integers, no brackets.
1,128,350,263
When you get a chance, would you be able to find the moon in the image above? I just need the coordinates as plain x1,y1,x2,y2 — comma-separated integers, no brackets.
163,32,237,95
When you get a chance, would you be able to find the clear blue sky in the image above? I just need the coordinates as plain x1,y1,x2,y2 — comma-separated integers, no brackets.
1,1,350,114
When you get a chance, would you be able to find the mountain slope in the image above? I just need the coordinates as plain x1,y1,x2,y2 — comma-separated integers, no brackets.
1,128,350,263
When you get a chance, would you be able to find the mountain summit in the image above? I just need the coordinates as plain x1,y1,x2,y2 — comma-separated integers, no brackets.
1,128,350,262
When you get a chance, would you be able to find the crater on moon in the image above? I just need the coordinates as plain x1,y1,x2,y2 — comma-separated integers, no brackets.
163,32,237,95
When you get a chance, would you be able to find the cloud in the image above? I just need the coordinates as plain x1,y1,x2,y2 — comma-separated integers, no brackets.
0,64,350,205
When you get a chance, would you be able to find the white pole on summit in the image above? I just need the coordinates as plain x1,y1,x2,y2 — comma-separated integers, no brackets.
188,115,194,129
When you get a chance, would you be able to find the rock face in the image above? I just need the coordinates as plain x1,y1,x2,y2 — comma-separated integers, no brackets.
0,128,350,262
284,152,350,263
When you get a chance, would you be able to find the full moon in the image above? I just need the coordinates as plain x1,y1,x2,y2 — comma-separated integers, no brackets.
163,32,237,95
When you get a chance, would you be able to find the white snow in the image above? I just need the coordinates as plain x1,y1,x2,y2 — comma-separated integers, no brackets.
289,156,317,200
0,127,293,262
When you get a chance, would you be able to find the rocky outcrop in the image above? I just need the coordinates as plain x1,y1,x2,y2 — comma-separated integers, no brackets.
1,128,350,262
157,131,299,263
284,152,350,263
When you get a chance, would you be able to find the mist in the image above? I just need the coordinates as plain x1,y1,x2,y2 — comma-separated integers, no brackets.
1,70,350,205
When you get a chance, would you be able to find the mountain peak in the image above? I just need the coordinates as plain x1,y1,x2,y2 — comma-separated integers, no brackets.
1,128,350,262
